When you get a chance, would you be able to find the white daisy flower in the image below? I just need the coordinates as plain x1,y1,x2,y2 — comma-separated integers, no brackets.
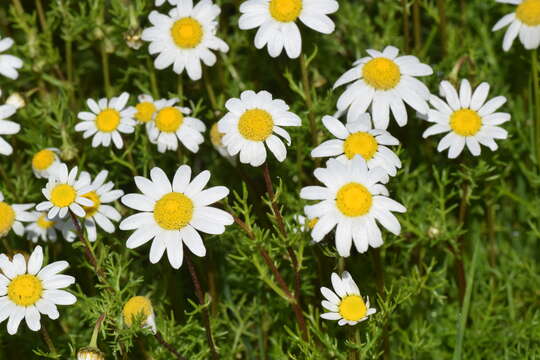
0,35,23,80
0,191,34,238
422,79,510,159
75,92,137,149
120,166,234,269
134,94,158,125
334,45,433,128
0,103,19,156
218,90,301,166
209,122,232,159
493,0,540,51
300,156,406,257
31,148,63,179
320,271,376,326
123,296,157,334
25,212,63,243
311,113,401,183
76,170,124,242
238,0,339,58
142,0,229,80
36,164,95,220
0,246,76,334
147,98,206,153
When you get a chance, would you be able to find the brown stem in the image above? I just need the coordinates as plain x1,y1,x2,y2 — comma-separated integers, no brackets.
41,324,56,355
154,332,188,360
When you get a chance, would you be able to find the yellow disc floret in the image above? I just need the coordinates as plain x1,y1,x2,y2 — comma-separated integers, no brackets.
123,296,153,327
37,214,55,229
171,17,204,49
269,0,303,22
155,107,184,133
362,58,401,90
8,274,43,307
50,184,77,208
0,202,16,237
135,102,156,123
339,295,367,321
336,183,372,217
154,192,194,230
238,109,274,141
32,149,55,171
450,109,482,137
343,132,378,160
210,123,224,147
95,108,121,132
517,0,540,26
307,218,319,229
81,191,101,218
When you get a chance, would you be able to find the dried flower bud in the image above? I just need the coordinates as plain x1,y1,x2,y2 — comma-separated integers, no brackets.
6,93,25,109
125,28,143,50
77,347,104,360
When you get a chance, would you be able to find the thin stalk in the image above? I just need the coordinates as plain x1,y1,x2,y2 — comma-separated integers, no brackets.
154,332,188,360
401,0,410,52
66,40,75,104
204,68,219,112
371,249,389,360
437,0,447,56
100,42,112,97
147,57,159,99
413,0,422,51
299,54,317,146
532,50,540,166
177,75,184,105
89,313,106,349
486,200,497,268
455,182,468,304
41,324,56,355
35,0,48,32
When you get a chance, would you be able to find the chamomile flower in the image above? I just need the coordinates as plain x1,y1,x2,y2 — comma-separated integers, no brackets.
120,166,234,269
493,0,540,51
300,156,406,257
209,122,231,158
293,214,318,233
134,94,158,125
218,90,301,166
123,296,157,334
142,0,229,80
334,46,433,127
0,103,19,156
311,114,401,183
0,35,23,80
147,98,206,153
320,272,376,326
0,191,34,238
0,246,77,335
31,148,62,179
422,80,510,158
24,212,65,243
77,348,105,360
36,164,95,220
75,92,137,149
239,0,338,58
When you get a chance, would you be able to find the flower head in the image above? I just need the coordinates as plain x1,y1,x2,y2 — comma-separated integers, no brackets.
123,296,157,334
493,0,540,51
0,191,34,238
24,212,74,243
31,148,62,179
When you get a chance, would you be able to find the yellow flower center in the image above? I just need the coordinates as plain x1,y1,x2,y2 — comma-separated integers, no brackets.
210,123,224,146
154,192,194,230
343,132,378,160
171,17,204,49
0,202,15,236
155,107,184,133
238,109,274,141
50,184,77,208
123,296,153,327
517,0,540,26
82,191,101,218
269,0,303,22
135,101,156,123
37,214,55,229
95,108,121,133
32,149,55,171
307,218,319,229
339,295,367,322
8,274,43,307
362,58,401,90
450,109,482,137
336,183,372,217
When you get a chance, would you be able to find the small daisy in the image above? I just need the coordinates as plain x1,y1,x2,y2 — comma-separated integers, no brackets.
75,92,137,149
0,35,23,80
334,45,433,128
77,348,105,360
24,212,66,243
320,272,376,326
147,98,206,153
239,0,339,58
218,90,301,166
0,103,19,156
422,79,510,158
293,214,318,233
134,94,158,125
31,148,63,179
493,0,540,51
0,191,34,238
300,156,406,256
0,246,77,334
209,122,232,159
142,0,229,80
311,113,401,183
122,296,157,334
36,164,95,220
119,166,234,269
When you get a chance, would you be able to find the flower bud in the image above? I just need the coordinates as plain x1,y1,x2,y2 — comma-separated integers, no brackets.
77,347,104,360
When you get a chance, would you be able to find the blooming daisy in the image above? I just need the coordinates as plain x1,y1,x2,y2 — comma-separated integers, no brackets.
311,113,401,183
0,35,23,80
0,103,19,156
36,164,95,220
334,45,433,128
31,148,62,179
142,0,229,80
0,246,77,334
300,156,406,256
422,79,510,158
134,94,158,125
218,90,301,166
320,272,376,326
209,122,232,159
25,212,69,243
147,98,206,153
119,166,234,269
122,296,157,334
238,0,339,58
493,0,540,51
0,191,34,238
75,92,137,149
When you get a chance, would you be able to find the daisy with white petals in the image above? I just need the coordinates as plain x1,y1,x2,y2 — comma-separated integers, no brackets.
218,90,301,166
120,166,234,269
334,46,433,127
24,212,71,243
0,35,23,80
31,148,62,179
238,0,339,58
142,0,229,80
300,156,406,256
75,92,137,149
0,191,34,238
423,80,510,158
0,102,19,156
493,0,540,51
320,272,376,326
0,246,76,334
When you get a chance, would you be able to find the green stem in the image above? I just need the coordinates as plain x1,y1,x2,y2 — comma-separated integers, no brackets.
371,249,389,360
89,313,106,349
204,68,219,112
401,0,410,52
299,54,317,147
532,50,540,166
148,57,159,99
41,325,56,355
101,42,112,97
413,0,422,52
177,75,184,105
436,0,447,56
